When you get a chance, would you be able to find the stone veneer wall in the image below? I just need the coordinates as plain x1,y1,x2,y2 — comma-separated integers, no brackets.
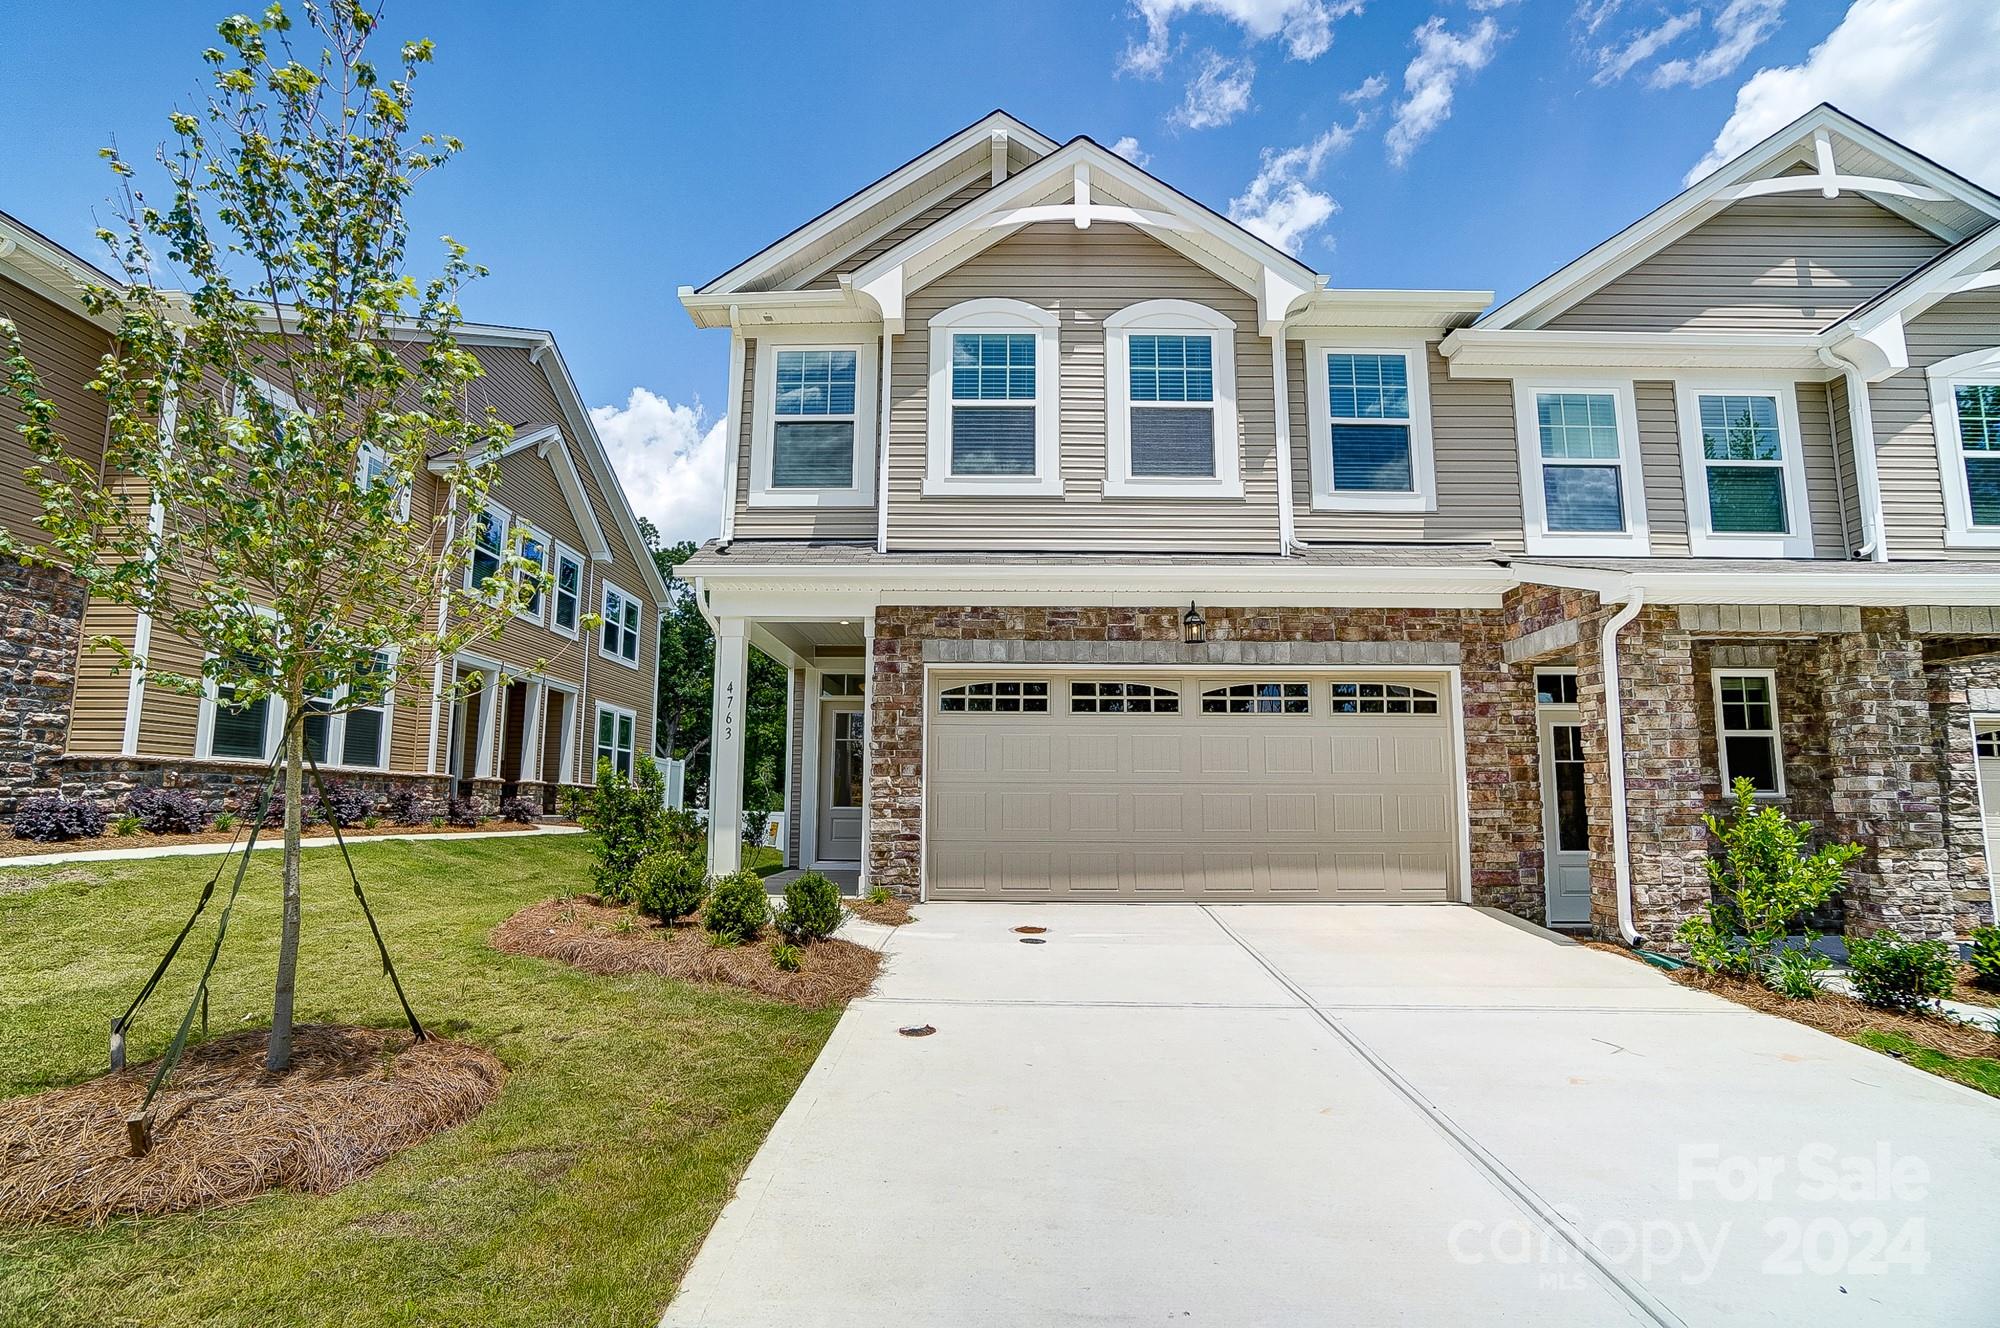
1926,659,1999,932
1815,610,1956,939
53,755,456,818
868,604,1547,918
0,558,87,819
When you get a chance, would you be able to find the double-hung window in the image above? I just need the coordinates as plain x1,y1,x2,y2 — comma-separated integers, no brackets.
926,299,1061,495
1674,383,1810,555
206,649,276,761
515,525,551,624
1927,350,2000,547
355,442,411,522
595,702,636,780
1516,380,1649,555
1305,342,1434,511
750,338,876,506
1104,301,1240,497
550,543,583,638
467,502,507,591
301,651,393,770
1713,670,1783,796
600,580,642,667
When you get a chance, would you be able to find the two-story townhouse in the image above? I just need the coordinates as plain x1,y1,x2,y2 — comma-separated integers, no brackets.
678,106,2000,950
0,207,666,820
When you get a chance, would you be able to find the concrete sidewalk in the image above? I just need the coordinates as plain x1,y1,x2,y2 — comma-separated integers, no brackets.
0,823,582,869
661,903,2000,1327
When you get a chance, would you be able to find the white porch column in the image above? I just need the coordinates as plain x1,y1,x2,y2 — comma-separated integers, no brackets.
859,616,876,891
474,669,502,779
519,679,546,782
708,617,750,874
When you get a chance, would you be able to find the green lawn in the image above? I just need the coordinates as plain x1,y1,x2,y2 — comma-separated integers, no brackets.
0,836,839,1327
1853,1030,2000,1099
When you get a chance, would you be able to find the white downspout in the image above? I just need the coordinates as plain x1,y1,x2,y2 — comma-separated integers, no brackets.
876,330,893,554
1268,330,1303,555
1818,347,1888,562
1599,588,1646,947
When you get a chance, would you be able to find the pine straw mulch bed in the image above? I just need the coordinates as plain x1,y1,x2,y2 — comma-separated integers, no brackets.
1951,966,2000,1008
0,1024,504,1226
0,821,562,860
1670,970,2000,1059
844,894,914,927
491,898,880,1009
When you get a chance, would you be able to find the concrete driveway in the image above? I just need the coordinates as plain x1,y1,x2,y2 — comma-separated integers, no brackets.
661,904,2000,1327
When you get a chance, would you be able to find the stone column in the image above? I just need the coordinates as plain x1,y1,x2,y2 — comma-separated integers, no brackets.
1576,603,1709,946
1817,609,1955,939
707,618,749,874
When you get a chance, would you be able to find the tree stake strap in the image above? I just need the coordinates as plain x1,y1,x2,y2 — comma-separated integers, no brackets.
303,747,426,1042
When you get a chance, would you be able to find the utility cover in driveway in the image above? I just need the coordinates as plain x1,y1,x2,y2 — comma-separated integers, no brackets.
926,670,1457,901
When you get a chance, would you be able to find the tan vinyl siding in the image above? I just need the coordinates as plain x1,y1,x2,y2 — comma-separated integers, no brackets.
136,628,204,759
0,275,111,537
1635,380,1689,555
1288,343,1525,549
1825,377,1861,553
1873,288,2000,558
65,601,139,754
1545,195,1947,333
886,224,1279,554
801,177,994,290
729,336,879,542
1792,381,1849,558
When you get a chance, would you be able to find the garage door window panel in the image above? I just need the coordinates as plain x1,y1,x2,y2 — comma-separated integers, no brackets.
938,680,1050,714
1200,681,1309,715
1330,681,1439,715
1070,681,1180,714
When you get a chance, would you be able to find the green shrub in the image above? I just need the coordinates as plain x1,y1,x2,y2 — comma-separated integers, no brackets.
777,870,843,943
1763,945,1828,1000
112,814,141,837
703,868,770,944
1677,778,1863,975
1847,930,1956,1012
770,940,803,973
1969,925,2000,990
633,850,707,923
865,885,891,906
212,811,237,831
580,756,668,903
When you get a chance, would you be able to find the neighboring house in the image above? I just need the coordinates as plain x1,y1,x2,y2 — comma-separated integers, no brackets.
0,207,666,819
678,105,2000,947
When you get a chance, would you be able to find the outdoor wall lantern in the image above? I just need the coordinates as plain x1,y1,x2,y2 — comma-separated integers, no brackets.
1183,602,1206,644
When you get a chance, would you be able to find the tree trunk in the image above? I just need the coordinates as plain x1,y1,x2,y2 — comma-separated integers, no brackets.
266,712,305,1072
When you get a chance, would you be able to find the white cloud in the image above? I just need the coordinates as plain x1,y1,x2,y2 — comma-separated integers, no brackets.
1110,135,1152,167
1172,51,1257,130
1121,0,1361,74
1228,121,1355,253
1342,73,1389,103
1468,0,1522,9
1386,16,1504,167
590,388,729,547
1650,0,1785,88
1590,8,1700,84
1690,0,2000,184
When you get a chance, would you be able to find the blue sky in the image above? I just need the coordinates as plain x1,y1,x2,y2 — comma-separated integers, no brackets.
4,0,1995,541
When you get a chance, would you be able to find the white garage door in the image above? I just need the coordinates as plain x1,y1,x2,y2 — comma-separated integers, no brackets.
926,671,1459,902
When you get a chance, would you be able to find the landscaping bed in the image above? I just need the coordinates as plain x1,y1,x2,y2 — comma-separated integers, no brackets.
1669,968,2000,1063
0,1025,502,1225
0,821,560,859
1951,965,1999,1008
846,893,914,927
493,897,879,1009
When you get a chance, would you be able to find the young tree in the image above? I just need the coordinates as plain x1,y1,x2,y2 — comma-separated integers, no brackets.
0,2,538,1070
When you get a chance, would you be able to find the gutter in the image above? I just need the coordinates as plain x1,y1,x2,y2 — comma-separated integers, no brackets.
1817,346,1889,561
1597,588,1647,948
1268,329,1304,555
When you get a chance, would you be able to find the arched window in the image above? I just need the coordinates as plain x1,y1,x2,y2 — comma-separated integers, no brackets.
1069,680,1180,714
1104,300,1240,498
926,299,1061,495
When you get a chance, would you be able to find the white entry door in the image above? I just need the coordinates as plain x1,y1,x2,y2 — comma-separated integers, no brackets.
1538,709,1591,927
818,702,863,863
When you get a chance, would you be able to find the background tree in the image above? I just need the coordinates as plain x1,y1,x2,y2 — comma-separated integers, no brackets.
648,532,786,813
0,2,537,1071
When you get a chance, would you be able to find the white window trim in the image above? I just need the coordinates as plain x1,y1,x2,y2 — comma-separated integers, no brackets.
749,328,879,508
594,700,637,779
598,578,642,670
1712,668,1785,798
925,297,1062,496
355,441,412,523
549,541,583,640
466,500,511,594
195,605,284,763
303,648,399,773
1926,347,2000,549
1102,300,1241,499
1672,378,1812,558
514,523,552,626
1514,376,1651,557
1303,337,1436,513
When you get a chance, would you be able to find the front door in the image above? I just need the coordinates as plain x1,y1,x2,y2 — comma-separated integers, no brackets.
818,703,863,863
1538,709,1591,927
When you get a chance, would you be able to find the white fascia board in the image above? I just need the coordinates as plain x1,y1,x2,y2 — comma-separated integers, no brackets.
1439,329,1834,376
1478,105,2000,334
851,139,1320,319
1289,289,1492,332
677,286,866,332
0,214,123,323
1831,225,2000,371
699,113,1060,297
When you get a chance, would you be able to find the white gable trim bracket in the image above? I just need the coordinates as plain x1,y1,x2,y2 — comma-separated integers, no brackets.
1715,132,1954,205
982,163,1196,236
1829,221,2000,382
